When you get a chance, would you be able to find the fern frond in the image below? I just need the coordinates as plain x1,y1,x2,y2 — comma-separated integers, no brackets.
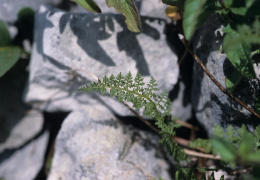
79,72,186,161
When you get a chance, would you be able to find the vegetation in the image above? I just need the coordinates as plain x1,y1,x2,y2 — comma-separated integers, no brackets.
0,7,33,78
76,0,260,179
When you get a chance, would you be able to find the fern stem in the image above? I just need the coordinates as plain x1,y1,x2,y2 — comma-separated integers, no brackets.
121,101,160,133
117,87,158,112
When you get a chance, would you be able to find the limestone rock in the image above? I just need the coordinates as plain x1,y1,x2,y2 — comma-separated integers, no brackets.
0,110,44,153
0,0,62,22
48,109,172,180
0,131,49,180
192,15,260,136
24,6,179,115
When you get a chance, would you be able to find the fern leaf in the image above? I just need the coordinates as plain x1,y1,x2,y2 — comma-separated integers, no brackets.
79,72,186,161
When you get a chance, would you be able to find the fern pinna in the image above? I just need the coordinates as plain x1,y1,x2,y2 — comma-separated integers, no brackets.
79,72,185,161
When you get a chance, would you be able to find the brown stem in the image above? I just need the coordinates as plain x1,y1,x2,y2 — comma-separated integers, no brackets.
182,40,260,119
184,149,221,160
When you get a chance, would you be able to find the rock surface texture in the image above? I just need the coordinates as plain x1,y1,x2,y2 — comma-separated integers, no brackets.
0,0,62,22
24,5,179,115
48,110,172,180
192,15,260,136
0,59,48,180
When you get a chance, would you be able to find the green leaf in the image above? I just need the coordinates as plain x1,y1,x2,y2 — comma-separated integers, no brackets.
225,67,243,92
183,0,210,40
209,172,215,180
162,0,185,9
246,151,260,163
223,28,256,79
223,0,233,9
237,133,255,157
212,137,236,162
189,138,212,153
238,124,247,137
105,0,141,32
0,20,11,46
213,125,224,138
72,0,101,13
0,47,20,77
246,1,260,16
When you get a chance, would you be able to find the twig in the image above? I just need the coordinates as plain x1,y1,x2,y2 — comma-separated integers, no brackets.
175,119,199,131
184,149,221,160
181,39,260,119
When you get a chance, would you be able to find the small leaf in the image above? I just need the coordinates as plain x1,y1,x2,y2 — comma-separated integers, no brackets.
223,29,256,79
213,125,224,138
209,172,215,180
72,0,101,13
106,0,141,32
238,124,247,137
212,137,236,162
183,0,209,40
238,133,255,159
0,20,11,46
0,47,20,77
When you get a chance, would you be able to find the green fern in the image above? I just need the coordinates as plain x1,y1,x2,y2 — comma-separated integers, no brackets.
79,72,185,161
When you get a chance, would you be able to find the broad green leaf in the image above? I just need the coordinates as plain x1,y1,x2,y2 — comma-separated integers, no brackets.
72,0,101,13
0,20,11,46
223,29,256,79
162,0,185,9
0,47,20,77
230,0,260,16
230,7,247,16
223,0,233,9
246,0,255,8
212,137,236,162
246,151,260,163
183,0,206,39
225,67,243,92
246,1,260,16
183,0,214,40
106,0,141,32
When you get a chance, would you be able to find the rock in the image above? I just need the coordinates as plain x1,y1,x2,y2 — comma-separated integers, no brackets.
0,110,44,153
0,0,62,22
192,14,260,136
0,131,49,180
138,0,168,19
48,109,172,180
0,52,48,180
24,6,179,116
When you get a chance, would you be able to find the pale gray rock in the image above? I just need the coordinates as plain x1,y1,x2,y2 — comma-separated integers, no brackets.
0,131,49,180
139,0,168,19
24,6,179,116
0,0,62,22
192,15,260,136
0,110,43,153
48,109,172,180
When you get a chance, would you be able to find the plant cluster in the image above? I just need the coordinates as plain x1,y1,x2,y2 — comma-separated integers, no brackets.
74,0,260,179
0,7,34,78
